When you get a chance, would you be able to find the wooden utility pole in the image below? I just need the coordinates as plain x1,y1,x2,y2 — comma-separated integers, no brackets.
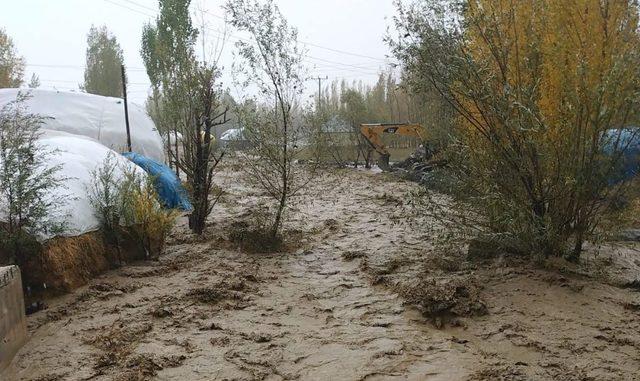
121,64,132,152
314,76,328,111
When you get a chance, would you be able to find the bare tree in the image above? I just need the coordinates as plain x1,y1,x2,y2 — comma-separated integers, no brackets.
177,65,228,234
226,0,312,237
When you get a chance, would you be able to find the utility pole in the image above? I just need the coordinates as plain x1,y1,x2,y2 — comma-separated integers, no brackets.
314,76,328,111
121,64,132,152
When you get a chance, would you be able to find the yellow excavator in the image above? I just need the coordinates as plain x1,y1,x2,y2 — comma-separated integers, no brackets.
360,123,426,171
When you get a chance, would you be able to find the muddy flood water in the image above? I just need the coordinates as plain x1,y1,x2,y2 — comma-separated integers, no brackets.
3,165,640,380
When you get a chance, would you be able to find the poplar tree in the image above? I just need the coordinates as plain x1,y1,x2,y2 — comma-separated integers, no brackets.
141,0,228,235
82,25,125,97
0,28,25,88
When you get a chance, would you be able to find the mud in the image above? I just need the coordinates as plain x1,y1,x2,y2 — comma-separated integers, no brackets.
3,165,640,380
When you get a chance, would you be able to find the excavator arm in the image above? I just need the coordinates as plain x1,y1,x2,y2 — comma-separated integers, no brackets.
360,123,426,171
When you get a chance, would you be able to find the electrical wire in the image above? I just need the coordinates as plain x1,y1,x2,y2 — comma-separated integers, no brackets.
114,0,390,63
101,0,393,76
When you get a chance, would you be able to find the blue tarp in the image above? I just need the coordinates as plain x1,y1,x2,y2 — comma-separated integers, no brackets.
121,152,193,211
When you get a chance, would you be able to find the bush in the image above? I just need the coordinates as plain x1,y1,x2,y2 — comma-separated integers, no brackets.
89,155,177,261
390,0,640,261
121,173,178,258
88,152,123,263
228,208,283,253
0,92,68,267
399,274,487,328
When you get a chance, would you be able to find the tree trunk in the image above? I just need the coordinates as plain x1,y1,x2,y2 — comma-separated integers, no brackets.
567,229,584,263
166,130,173,171
173,128,180,177
272,193,286,238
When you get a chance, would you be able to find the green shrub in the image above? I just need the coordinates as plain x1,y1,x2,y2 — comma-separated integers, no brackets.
0,92,68,267
89,156,177,261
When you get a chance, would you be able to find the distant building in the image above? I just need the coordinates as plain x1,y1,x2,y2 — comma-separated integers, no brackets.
220,128,249,150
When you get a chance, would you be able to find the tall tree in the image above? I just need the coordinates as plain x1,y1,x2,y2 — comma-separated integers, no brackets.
226,0,312,238
141,0,227,235
82,25,125,97
390,0,640,260
340,88,372,167
0,28,25,88
141,0,198,175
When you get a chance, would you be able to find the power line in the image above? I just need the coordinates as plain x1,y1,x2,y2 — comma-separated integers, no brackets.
310,60,389,70
112,0,389,62
27,63,147,72
310,76,328,110
204,27,385,75
305,56,383,73
102,0,393,70
33,85,151,96
103,0,155,18
118,0,157,12
193,5,389,62
40,78,151,85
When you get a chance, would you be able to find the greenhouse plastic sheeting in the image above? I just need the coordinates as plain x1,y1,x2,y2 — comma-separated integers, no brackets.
0,131,144,241
121,152,193,211
0,89,165,162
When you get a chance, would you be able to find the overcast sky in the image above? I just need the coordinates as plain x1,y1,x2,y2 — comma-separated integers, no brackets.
0,0,398,105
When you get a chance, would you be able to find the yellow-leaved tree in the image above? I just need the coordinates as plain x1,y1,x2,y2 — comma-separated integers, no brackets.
390,0,640,260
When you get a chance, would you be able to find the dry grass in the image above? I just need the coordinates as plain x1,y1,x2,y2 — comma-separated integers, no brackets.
36,232,110,291
24,229,149,292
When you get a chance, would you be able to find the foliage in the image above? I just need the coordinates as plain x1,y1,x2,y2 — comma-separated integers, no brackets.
390,0,640,260
226,0,314,237
141,0,197,90
121,171,178,258
82,25,125,97
315,72,451,168
141,0,227,235
142,0,198,174
89,156,177,259
27,73,40,89
340,88,373,167
177,66,228,234
0,28,25,88
0,93,68,265
88,152,125,262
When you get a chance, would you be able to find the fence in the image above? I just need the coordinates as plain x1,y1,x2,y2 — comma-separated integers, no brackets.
0,265,27,371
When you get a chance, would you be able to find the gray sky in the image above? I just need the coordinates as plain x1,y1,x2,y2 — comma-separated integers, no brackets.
0,0,397,105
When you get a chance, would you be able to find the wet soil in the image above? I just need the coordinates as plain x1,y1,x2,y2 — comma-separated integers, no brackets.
3,165,640,380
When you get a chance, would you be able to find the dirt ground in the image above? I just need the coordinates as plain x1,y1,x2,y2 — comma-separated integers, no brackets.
3,164,640,381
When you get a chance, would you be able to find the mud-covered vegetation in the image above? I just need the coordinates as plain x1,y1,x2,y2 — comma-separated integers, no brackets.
3,0,640,380
6,166,640,380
